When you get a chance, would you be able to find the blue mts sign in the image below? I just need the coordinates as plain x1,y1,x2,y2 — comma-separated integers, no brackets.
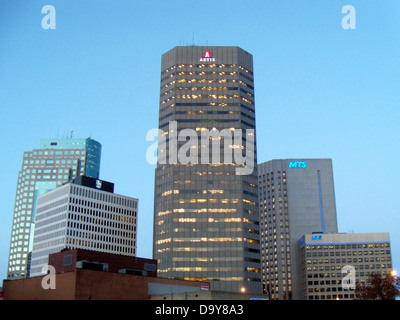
288,161,307,168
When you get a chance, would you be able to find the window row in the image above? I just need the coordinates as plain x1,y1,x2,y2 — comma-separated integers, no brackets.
70,186,137,208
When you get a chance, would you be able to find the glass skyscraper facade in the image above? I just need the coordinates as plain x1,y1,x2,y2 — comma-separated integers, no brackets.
6,137,101,279
153,46,261,294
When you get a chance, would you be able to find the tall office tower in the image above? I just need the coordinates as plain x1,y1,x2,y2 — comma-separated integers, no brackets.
30,175,138,277
258,159,338,300
7,137,101,279
153,46,261,294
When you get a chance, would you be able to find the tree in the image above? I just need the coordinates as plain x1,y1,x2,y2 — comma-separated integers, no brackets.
355,272,400,300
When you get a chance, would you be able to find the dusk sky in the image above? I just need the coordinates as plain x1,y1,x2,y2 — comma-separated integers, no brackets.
1,0,399,281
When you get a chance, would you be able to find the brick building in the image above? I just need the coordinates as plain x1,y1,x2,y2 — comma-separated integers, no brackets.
2,249,210,300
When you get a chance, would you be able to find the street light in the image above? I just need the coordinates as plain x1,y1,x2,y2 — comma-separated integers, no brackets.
391,270,397,277
240,287,246,293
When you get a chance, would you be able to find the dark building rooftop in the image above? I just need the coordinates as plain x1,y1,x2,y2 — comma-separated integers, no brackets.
49,248,157,277
72,175,114,193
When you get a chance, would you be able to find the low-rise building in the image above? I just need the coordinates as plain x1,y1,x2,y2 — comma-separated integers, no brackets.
3,248,210,300
300,232,392,300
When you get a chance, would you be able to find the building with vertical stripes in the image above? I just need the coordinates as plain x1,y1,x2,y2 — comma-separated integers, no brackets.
258,159,338,299
30,175,138,277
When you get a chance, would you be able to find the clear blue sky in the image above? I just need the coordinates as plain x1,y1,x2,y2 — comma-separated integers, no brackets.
1,0,399,282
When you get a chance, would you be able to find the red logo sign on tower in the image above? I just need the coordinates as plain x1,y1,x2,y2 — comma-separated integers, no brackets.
200,49,216,62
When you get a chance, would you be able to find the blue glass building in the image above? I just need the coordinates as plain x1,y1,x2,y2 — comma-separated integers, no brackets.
6,137,101,279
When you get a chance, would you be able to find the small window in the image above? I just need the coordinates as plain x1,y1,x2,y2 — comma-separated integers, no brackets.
64,254,72,266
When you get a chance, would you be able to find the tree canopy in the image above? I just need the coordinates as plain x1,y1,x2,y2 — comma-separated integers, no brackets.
355,272,400,300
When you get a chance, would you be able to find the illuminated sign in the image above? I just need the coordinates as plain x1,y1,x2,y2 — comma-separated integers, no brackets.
312,235,322,240
200,284,210,291
95,179,102,189
288,161,307,168
200,49,215,62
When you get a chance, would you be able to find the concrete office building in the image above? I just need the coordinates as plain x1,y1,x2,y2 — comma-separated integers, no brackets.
300,232,392,300
153,46,261,294
29,175,138,277
7,137,101,279
258,159,338,299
